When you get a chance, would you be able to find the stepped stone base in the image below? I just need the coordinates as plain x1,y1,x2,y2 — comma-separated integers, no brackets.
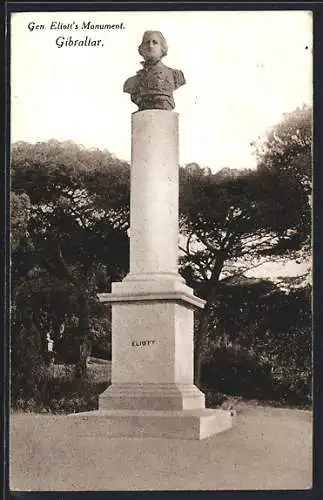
69,408,235,440
99,383,205,411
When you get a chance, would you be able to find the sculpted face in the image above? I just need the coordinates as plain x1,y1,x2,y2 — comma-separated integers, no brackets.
124,30,185,110
140,32,163,61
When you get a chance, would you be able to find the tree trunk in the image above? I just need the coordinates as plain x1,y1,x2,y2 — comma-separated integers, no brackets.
194,305,210,388
74,292,91,380
194,257,224,388
52,247,92,381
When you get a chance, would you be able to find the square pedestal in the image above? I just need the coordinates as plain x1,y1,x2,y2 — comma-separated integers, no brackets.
99,279,206,411
90,278,234,439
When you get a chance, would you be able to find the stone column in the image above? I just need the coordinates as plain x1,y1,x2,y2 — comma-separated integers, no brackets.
128,110,180,280
99,109,205,411
93,109,234,438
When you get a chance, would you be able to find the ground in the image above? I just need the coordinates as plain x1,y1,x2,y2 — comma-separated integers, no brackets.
10,404,312,491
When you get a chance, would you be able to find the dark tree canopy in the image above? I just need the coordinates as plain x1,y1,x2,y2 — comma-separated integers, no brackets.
252,104,312,194
11,140,131,379
179,105,312,385
10,104,312,394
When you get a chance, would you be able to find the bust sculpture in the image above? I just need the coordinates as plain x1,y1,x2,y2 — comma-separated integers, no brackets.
123,31,186,111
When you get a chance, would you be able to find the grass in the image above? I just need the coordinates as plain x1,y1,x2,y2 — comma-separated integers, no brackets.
49,358,111,383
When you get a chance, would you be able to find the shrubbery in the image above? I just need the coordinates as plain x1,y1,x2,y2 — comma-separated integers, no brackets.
12,370,110,414
11,318,48,410
11,315,110,414
201,346,312,408
10,135,312,413
11,345,311,414
42,377,109,414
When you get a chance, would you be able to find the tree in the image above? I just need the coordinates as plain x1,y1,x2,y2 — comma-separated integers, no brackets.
211,278,311,374
253,104,312,195
11,140,130,379
252,104,312,266
11,192,31,251
179,106,312,386
202,278,312,404
11,313,47,409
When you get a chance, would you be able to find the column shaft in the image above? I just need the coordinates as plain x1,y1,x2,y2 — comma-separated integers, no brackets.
129,110,179,277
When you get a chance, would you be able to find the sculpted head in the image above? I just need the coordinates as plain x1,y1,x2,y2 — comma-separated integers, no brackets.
138,31,168,62
123,29,185,110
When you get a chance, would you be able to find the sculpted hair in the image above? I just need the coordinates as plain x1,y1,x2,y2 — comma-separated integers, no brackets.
138,31,168,58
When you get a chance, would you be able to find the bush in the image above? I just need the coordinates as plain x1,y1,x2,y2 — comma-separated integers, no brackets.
40,375,110,413
11,373,110,414
11,319,48,409
90,315,112,360
201,347,275,400
272,378,312,408
54,327,80,364
202,389,227,408
201,346,312,408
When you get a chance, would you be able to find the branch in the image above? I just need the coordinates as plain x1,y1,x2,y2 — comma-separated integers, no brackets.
195,233,221,254
220,257,277,283
186,231,194,256
179,245,190,256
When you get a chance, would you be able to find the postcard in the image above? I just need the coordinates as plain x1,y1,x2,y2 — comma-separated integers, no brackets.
8,8,313,492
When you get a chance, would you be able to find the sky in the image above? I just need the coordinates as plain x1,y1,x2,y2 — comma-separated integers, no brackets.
11,10,312,172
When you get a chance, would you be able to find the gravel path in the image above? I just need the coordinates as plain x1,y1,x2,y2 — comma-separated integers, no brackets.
10,406,312,491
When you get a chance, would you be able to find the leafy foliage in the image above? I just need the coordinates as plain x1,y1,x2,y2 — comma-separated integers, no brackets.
10,106,312,407
253,104,312,194
11,140,130,388
179,106,312,386
10,192,31,251
11,314,48,408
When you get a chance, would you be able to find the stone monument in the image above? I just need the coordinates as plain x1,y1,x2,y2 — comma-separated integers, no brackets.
123,31,185,111
81,31,234,439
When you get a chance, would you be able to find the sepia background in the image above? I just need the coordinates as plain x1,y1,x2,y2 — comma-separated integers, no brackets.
10,10,313,491
11,11,312,169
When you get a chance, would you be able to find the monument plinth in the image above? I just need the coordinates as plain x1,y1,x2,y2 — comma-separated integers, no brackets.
75,31,234,439
98,109,206,413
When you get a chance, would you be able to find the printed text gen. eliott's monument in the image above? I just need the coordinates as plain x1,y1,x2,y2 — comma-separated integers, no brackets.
82,31,234,439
